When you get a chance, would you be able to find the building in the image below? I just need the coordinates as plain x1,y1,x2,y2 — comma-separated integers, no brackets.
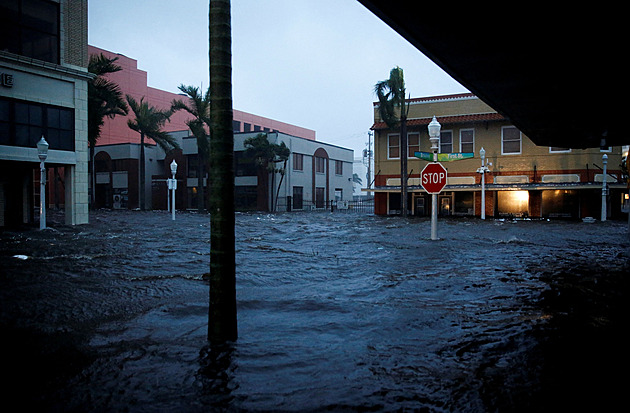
370,93,626,220
88,45,320,210
95,131,354,212
89,46,353,211
1,0,91,228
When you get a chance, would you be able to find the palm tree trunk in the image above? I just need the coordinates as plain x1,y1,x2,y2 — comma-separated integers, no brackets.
139,132,145,210
274,161,287,212
208,0,237,342
400,114,408,217
90,144,95,209
197,154,205,212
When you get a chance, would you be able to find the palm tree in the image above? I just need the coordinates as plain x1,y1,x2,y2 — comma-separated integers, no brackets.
87,53,128,208
208,0,237,342
375,66,410,217
272,142,290,212
244,133,290,212
125,95,179,210
171,85,211,212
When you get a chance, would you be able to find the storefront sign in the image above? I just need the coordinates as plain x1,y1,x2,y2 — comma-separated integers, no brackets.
1,73,13,88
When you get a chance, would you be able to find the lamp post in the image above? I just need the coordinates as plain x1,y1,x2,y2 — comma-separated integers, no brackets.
427,116,441,240
37,137,49,230
169,160,178,221
478,147,488,220
601,154,608,222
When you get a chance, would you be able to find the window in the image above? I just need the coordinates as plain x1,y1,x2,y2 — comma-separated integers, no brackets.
292,186,303,210
549,147,571,153
408,132,420,158
232,120,241,132
315,156,325,173
243,123,251,132
460,129,474,153
440,130,453,153
234,151,256,176
0,97,74,150
293,153,303,171
388,134,400,158
335,160,343,175
0,0,60,64
501,126,521,154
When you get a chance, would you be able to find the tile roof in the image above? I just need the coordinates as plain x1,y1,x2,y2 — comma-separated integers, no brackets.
371,112,506,130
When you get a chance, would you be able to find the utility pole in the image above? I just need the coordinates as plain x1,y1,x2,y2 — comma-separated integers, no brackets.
364,131,373,189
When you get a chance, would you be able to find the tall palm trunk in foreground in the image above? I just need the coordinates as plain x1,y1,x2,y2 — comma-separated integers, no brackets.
208,0,237,342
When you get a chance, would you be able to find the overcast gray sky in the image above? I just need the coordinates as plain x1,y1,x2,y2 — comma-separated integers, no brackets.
88,0,468,156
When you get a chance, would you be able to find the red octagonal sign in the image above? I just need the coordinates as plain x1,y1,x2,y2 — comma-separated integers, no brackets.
421,162,448,194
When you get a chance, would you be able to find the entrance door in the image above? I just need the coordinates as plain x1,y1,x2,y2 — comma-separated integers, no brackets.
439,196,451,216
415,196,426,216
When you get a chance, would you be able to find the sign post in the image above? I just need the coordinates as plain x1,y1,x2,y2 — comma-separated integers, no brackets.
421,162,447,240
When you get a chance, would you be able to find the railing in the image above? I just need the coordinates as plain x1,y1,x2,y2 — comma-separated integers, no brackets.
275,197,374,214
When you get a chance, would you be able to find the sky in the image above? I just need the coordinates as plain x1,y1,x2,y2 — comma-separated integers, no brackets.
88,0,468,157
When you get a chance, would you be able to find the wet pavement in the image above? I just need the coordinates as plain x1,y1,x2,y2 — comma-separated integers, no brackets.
1,209,628,412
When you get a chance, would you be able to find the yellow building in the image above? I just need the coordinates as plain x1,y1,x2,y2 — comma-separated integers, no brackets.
370,93,626,219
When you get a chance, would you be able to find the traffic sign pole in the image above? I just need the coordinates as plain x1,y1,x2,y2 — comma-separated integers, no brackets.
421,161,447,240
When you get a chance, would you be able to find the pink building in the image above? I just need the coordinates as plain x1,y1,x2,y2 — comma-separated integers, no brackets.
88,46,316,145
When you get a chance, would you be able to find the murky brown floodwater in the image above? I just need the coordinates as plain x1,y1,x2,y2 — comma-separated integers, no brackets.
1,209,628,412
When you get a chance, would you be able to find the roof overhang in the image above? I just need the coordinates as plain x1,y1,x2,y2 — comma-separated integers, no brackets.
358,2,628,149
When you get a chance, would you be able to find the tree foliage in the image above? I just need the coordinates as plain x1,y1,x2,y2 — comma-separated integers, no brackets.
87,53,128,148
374,66,408,129
172,85,211,212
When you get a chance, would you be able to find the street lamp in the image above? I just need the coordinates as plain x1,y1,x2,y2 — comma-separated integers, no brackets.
170,160,178,221
428,116,441,159
37,136,49,230
601,153,608,222
478,147,488,220
427,116,441,240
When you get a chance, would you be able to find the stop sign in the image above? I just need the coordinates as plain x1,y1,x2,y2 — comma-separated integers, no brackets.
421,162,448,194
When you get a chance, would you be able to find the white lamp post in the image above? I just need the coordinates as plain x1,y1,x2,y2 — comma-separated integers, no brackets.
427,116,441,240
37,136,49,230
601,154,608,222
169,160,178,221
479,147,487,220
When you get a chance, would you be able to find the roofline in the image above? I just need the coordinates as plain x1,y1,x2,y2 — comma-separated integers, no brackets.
371,112,506,130
372,92,476,107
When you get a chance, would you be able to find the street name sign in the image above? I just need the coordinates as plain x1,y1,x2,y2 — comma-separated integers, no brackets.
421,162,448,194
415,151,473,162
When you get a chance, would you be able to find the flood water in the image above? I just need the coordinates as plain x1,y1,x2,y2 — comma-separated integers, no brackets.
1,210,628,412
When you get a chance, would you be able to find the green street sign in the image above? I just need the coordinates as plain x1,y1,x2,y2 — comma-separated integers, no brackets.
414,151,433,161
415,151,474,162
438,152,474,162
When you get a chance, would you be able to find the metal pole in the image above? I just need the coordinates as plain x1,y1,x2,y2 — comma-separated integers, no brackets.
431,193,438,240
481,166,486,220
171,176,176,221
601,154,607,222
40,161,46,230
431,150,438,240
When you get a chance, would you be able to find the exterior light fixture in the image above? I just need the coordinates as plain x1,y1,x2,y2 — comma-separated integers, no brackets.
428,116,441,155
478,147,488,220
169,160,178,221
37,136,49,230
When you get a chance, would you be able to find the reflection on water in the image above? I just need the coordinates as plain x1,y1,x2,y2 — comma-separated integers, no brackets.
1,210,628,411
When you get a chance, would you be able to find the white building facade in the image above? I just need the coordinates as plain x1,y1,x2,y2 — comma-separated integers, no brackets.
0,0,90,227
